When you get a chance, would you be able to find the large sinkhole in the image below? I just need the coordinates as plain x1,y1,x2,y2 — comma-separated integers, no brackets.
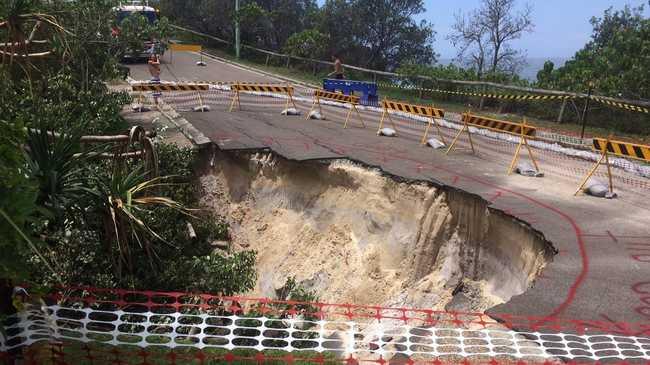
198,149,555,312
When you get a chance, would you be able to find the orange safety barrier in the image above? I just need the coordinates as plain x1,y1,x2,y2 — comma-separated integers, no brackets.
2,286,649,365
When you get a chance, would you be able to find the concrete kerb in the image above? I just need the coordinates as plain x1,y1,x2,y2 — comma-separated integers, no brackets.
156,99,211,146
125,76,211,146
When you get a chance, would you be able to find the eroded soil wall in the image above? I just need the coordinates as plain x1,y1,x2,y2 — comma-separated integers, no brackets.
199,150,555,312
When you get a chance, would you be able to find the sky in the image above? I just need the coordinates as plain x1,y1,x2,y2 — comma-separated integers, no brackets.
317,0,649,60
424,0,649,59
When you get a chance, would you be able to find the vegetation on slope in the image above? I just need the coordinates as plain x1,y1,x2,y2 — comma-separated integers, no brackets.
0,0,257,297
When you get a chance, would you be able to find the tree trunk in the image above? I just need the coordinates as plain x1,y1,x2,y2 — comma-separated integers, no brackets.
491,43,501,74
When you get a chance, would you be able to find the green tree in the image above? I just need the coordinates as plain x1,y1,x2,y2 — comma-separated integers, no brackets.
283,29,328,59
316,0,359,58
1,0,259,298
397,62,480,84
160,0,235,44
351,0,437,70
317,0,436,70
115,13,171,59
535,60,555,87
0,0,70,81
54,0,124,90
0,79,39,281
537,4,650,99
162,0,436,71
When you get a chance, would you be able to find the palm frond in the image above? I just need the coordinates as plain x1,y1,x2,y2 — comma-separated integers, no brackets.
93,163,190,275
24,128,86,216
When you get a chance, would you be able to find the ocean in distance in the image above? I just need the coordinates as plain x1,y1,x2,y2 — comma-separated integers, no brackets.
438,57,569,82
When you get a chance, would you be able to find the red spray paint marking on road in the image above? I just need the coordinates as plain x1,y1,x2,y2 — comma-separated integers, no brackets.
489,191,503,203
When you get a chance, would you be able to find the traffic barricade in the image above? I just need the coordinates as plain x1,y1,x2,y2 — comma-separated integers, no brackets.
131,83,210,92
229,83,297,113
168,43,206,65
575,137,650,196
446,112,540,175
306,89,365,129
378,98,446,145
323,79,378,106
131,83,211,112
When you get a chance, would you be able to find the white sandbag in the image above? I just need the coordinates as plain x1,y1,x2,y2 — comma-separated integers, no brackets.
377,128,397,137
427,138,446,149
193,105,211,112
515,162,544,177
308,111,324,120
281,108,300,116
639,166,650,178
131,104,151,112
584,178,617,199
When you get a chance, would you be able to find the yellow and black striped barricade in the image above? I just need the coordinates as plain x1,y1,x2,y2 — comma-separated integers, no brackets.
131,83,210,111
306,90,365,129
446,112,540,175
229,83,297,113
575,137,650,196
168,43,204,65
378,98,446,145
131,83,210,92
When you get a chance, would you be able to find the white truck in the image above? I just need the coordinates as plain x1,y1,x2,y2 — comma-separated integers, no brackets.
112,1,165,61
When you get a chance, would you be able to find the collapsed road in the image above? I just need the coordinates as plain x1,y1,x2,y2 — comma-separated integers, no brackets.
126,51,650,328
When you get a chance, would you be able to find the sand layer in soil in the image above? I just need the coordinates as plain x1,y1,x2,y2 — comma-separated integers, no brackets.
199,150,554,312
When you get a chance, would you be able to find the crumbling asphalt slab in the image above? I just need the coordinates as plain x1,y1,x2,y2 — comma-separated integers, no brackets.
126,55,650,330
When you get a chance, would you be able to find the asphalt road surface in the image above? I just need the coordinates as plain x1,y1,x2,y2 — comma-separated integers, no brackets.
127,51,650,330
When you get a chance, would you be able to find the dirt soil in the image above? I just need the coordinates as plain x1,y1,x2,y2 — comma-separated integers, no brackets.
199,150,555,312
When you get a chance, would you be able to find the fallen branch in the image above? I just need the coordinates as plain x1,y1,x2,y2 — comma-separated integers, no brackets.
0,50,52,58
